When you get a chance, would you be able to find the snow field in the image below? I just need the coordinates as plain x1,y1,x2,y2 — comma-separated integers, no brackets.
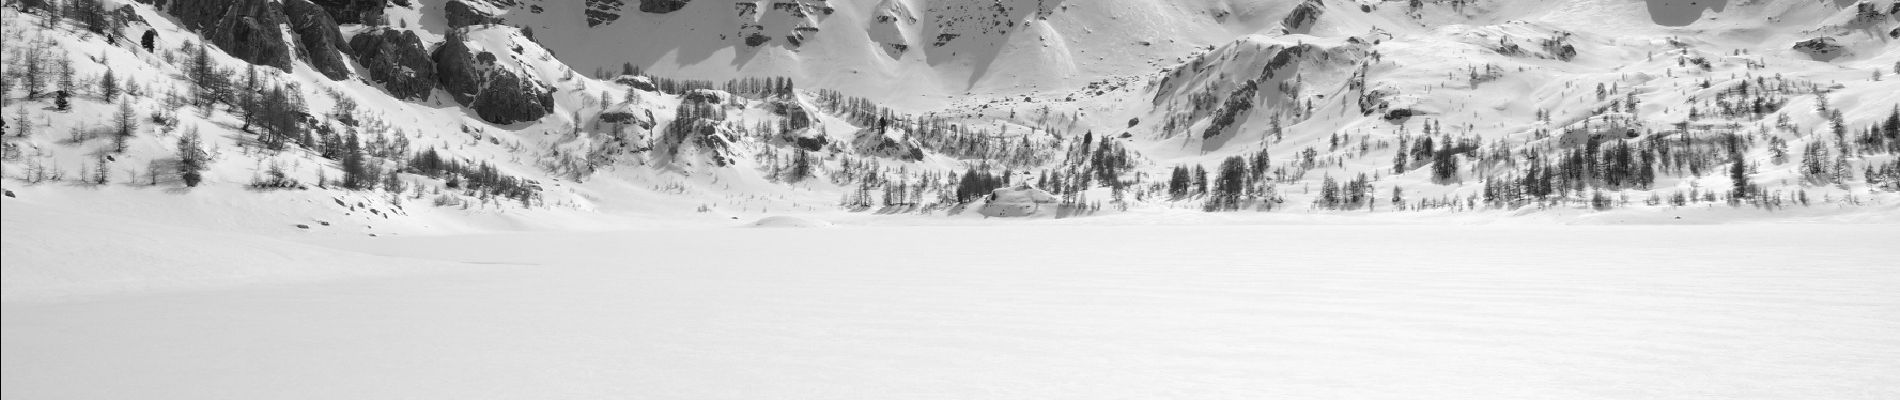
5,223,1897,399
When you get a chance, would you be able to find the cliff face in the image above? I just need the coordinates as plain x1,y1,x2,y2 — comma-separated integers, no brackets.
156,0,356,79
167,0,296,71
349,28,437,100
285,0,354,80
432,29,556,124
310,0,388,25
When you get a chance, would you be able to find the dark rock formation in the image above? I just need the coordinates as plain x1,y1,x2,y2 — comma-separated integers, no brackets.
681,89,729,104
768,99,815,131
638,0,691,14
432,29,555,124
348,28,436,100
1382,108,1416,122
112,5,146,26
661,101,736,166
585,0,625,27
1792,37,1843,60
310,0,386,25
744,32,772,47
790,135,828,152
167,0,295,71
599,103,657,130
613,75,657,91
852,129,925,161
444,0,502,28
1282,0,1323,33
284,0,353,80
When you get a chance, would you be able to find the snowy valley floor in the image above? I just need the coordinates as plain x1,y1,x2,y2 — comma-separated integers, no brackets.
5,210,1899,399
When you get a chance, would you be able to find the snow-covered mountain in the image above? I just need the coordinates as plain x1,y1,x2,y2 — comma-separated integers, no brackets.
1,0,1897,237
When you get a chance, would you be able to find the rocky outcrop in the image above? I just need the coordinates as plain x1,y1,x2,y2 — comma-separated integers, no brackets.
768,99,815,131
444,0,502,28
598,102,656,130
612,75,657,91
1792,37,1843,60
112,5,146,26
432,29,555,124
284,0,353,80
661,100,736,166
167,0,296,71
585,0,625,27
638,0,691,14
681,89,729,104
852,128,925,161
310,0,386,25
1382,108,1416,122
348,27,436,100
1282,0,1324,33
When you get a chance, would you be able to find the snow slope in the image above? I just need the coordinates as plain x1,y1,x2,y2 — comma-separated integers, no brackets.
0,195,467,302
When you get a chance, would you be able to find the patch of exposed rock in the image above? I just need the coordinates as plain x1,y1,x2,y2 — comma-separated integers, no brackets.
348,27,436,100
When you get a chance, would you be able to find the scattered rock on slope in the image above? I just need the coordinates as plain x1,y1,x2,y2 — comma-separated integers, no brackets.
348,27,436,100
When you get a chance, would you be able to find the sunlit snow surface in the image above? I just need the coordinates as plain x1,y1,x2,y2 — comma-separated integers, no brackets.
5,225,1898,399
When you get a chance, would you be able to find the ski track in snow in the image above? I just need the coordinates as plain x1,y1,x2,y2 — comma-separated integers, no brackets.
5,224,1898,399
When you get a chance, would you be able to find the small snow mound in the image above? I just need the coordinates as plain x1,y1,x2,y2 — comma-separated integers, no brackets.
749,216,833,228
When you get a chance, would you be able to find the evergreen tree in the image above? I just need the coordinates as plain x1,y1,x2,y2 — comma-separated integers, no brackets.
77,0,107,34
1168,166,1191,199
100,68,118,99
1191,165,1209,196
341,133,368,189
141,30,157,52
54,90,70,110
1728,156,1749,198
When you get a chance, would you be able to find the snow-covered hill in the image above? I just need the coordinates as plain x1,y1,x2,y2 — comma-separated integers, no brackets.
1,0,1897,240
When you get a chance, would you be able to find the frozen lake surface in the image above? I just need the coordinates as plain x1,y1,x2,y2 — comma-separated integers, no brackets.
5,224,1898,399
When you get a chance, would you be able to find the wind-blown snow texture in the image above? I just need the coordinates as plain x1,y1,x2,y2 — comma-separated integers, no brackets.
5,224,1899,399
